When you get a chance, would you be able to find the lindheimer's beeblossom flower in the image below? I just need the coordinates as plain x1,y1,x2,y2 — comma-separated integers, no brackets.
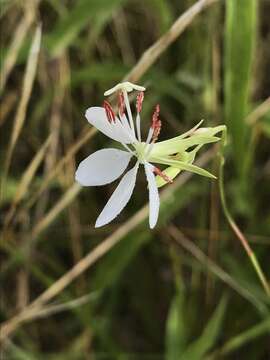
75,81,225,228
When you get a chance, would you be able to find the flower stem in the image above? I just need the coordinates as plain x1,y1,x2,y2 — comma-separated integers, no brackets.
218,129,270,297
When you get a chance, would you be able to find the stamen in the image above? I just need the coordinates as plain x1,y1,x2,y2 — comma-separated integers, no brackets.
123,90,136,137
118,91,125,116
151,104,161,143
136,92,144,142
136,91,144,113
103,100,116,123
153,166,173,184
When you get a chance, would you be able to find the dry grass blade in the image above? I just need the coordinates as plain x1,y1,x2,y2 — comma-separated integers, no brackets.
4,134,53,227
4,24,42,178
25,127,96,210
20,293,98,321
0,9,34,93
124,0,220,83
246,96,270,126
167,225,267,312
0,150,215,343
0,91,17,127
30,183,82,241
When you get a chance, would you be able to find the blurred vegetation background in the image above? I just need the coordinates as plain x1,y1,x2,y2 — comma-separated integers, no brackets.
0,0,270,358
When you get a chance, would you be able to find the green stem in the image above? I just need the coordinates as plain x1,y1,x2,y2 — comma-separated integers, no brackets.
218,129,270,297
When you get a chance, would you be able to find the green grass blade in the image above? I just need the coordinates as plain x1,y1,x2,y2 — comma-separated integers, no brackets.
180,296,227,359
165,295,187,360
46,0,127,57
224,0,257,174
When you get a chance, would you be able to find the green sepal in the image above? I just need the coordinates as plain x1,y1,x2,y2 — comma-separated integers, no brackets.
153,156,217,179
151,125,225,158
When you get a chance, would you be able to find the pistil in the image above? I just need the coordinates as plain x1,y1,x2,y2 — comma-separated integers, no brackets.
123,90,136,137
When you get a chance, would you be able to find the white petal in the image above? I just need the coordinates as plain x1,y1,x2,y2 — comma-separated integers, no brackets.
85,107,134,144
75,149,133,186
119,113,133,135
144,163,160,229
95,162,139,227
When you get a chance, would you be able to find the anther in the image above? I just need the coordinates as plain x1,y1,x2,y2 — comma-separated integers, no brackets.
103,100,116,123
153,166,173,184
118,91,125,116
151,104,161,142
136,91,144,113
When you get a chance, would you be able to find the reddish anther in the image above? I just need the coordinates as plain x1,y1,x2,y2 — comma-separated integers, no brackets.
151,104,161,142
118,91,125,116
151,104,160,126
136,91,144,113
153,166,173,184
103,100,116,123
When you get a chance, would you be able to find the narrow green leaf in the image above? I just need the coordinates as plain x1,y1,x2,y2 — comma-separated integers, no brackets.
146,0,173,32
180,296,227,359
224,0,257,173
71,62,127,88
165,295,187,360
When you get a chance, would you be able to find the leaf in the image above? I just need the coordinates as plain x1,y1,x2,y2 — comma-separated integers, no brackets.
146,0,173,33
165,295,187,360
224,0,257,174
46,0,127,57
70,62,127,88
180,296,227,359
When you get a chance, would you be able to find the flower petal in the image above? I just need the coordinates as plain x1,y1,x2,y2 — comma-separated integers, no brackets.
75,148,133,186
95,162,139,227
85,107,135,144
144,163,160,229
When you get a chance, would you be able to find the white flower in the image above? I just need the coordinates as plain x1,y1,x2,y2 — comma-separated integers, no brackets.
75,82,225,228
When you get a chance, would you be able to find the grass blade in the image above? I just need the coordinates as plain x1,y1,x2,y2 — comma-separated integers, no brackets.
180,296,227,359
0,6,35,93
4,24,42,178
4,134,52,226
224,0,257,174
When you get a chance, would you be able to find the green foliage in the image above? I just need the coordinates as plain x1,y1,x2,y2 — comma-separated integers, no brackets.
224,0,257,174
46,0,128,57
1,0,269,358
180,297,227,359
165,294,187,360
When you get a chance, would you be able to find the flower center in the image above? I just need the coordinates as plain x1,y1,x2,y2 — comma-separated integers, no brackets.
133,141,150,163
